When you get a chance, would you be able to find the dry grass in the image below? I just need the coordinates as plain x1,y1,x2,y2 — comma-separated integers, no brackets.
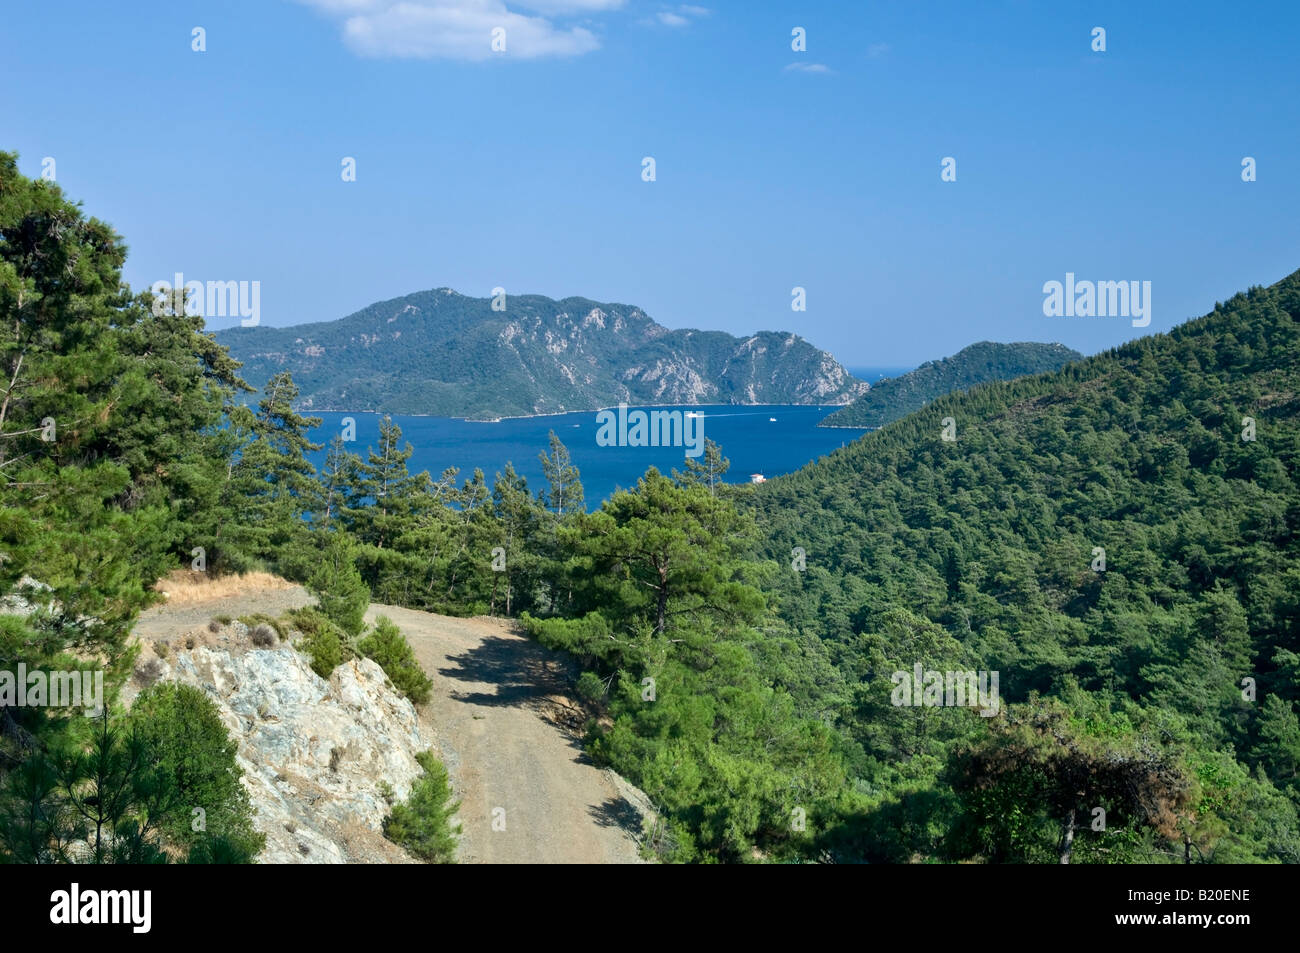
154,570,296,607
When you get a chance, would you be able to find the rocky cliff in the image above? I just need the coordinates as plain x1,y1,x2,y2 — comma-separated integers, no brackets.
215,288,868,418
125,621,429,864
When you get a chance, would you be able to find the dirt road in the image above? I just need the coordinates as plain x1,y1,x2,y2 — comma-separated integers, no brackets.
365,603,646,864
132,580,646,863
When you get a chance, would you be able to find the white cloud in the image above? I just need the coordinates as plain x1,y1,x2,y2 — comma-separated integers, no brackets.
293,0,617,60
639,4,708,29
867,42,890,58
513,0,623,11
784,62,833,74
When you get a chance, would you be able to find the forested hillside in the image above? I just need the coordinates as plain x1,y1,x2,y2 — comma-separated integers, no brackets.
750,274,1300,862
0,153,265,861
820,341,1082,428
215,289,867,418
3,154,1296,865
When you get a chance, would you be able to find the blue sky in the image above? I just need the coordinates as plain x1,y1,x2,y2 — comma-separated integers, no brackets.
3,0,1297,365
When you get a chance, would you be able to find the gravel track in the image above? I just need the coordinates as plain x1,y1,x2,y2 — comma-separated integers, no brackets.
132,584,646,864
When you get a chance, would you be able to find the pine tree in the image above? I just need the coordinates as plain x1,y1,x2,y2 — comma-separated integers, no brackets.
491,462,542,616
319,434,362,530
382,750,460,862
443,469,497,611
948,698,1195,864
307,531,370,638
672,438,730,496
539,430,583,516
570,468,761,637
0,153,266,865
222,371,323,569
350,415,425,549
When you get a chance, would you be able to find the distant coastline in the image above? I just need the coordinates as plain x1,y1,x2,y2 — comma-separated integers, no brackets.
290,400,861,424
301,404,868,508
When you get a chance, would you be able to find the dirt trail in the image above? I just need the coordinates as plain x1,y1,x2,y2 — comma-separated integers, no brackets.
131,582,645,864
365,603,645,864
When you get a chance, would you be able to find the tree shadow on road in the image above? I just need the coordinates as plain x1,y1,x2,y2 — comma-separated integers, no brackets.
588,795,642,840
439,634,569,710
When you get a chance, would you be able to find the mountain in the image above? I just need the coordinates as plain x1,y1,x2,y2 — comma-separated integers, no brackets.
745,270,1300,862
820,341,1083,428
214,289,869,418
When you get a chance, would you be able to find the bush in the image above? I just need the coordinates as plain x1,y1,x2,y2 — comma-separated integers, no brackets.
290,607,346,678
575,670,609,705
273,530,327,586
383,750,460,863
358,616,432,704
185,832,264,864
307,533,370,638
136,658,165,686
129,683,264,862
286,605,326,636
249,624,276,648
238,613,287,639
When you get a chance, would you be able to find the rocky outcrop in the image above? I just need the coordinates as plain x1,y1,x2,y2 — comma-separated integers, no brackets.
125,629,428,864
215,288,868,418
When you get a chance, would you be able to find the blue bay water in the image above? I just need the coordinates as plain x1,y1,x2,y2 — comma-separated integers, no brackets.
306,404,868,509
847,366,911,383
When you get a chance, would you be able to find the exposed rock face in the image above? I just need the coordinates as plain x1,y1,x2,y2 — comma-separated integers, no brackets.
0,575,53,616
215,289,869,419
125,639,428,864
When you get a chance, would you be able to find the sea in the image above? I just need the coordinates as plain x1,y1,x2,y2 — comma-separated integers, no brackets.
303,367,907,509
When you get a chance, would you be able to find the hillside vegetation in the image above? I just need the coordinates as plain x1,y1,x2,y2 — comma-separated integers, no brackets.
751,273,1300,862
3,152,1296,864
215,289,867,418
820,341,1082,429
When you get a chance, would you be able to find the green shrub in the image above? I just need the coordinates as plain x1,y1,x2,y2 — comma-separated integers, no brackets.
273,531,327,586
307,533,370,637
382,750,460,863
129,683,264,862
290,607,347,678
576,670,609,705
286,605,325,635
238,613,287,639
358,615,432,704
